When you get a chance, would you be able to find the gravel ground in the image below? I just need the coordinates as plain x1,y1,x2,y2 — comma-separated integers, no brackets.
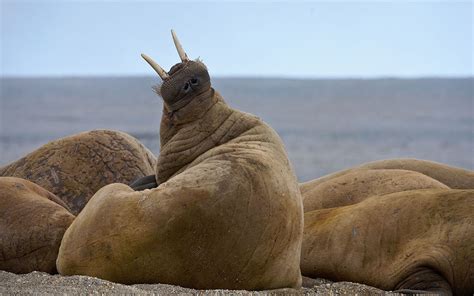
0,271,398,295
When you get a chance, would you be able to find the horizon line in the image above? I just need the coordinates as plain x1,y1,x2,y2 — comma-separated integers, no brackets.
1,74,473,80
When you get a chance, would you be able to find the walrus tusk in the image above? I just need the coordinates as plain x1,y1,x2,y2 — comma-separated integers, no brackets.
171,29,189,62
141,53,169,80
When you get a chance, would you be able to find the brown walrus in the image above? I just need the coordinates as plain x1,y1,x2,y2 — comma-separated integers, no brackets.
0,177,75,274
301,189,474,295
0,130,156,214
300,159,474,196
302,169,449,212
56,30,303,290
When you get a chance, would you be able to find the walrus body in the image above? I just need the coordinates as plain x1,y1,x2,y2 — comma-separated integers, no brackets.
0,130,156,214
302,169,449,211
300,159,474,196
302,189,474,295
0,177,75,274
56,32,303,290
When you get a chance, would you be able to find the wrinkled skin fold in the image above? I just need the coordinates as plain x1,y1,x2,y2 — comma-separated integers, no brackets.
56,60,304,290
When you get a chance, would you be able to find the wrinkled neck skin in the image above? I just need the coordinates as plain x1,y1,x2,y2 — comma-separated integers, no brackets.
159,87,218,143
156,88,230,183
156,88,281,184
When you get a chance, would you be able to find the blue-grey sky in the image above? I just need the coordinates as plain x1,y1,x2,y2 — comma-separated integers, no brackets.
1,1,472,78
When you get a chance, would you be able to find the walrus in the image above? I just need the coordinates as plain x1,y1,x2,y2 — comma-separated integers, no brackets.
0,130,156,214
0,177,75,274
302,169,449,212
56,30,303,290
301,188,474,295
300,159,474,197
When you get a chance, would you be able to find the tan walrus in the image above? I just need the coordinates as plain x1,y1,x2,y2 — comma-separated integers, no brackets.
302,169,449,212
0,130,156,214
301,188,474,295
56,30,303,290
0,177,75,274
300,159,474,212
300,159,474,196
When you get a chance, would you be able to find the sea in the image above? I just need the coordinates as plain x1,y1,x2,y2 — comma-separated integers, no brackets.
1,77,472,182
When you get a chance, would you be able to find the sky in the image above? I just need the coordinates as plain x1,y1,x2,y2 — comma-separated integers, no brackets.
1,1,473,78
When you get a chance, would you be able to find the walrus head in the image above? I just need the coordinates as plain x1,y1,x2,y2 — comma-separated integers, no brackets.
141,30,211,112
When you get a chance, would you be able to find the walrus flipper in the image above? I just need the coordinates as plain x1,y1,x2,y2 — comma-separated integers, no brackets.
129,174,159,190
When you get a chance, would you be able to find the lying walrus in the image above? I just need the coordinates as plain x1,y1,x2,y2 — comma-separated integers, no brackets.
302,189,474,295
300,159,474,195
300,159,474,212
57,30,303,290
0,177,75,274
302,168,449,212
0,130,156,214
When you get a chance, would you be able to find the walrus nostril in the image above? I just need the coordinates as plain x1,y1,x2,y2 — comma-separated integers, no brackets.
183,82,190,91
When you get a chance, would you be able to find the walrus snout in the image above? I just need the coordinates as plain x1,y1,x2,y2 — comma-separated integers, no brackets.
160,61,211,106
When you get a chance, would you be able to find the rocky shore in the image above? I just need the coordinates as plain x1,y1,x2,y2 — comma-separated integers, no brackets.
0,271,396,295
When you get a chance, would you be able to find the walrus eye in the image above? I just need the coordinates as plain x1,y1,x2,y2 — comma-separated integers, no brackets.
190,78,198,86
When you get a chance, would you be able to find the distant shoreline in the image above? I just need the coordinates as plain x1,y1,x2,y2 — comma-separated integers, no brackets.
1,76,473,81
